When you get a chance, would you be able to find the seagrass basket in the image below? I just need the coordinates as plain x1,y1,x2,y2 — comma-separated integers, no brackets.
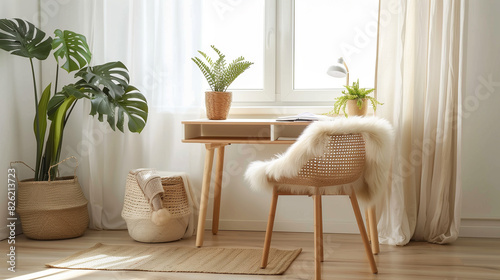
15,157,89,240
122,173,191,243
205,91,232,120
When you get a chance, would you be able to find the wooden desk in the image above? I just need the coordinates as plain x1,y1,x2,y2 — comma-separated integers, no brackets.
182,119,379,254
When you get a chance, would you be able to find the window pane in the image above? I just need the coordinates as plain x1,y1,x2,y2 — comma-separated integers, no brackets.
294,0,379,90
201,0,264,90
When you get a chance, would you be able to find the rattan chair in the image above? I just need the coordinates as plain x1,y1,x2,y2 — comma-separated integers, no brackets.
245,118,393,280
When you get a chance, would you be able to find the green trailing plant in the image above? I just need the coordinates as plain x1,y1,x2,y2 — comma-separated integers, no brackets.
0,18,148,181
192,45,253,92
329,79,383,117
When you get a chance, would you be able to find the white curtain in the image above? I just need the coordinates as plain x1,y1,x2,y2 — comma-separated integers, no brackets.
376,0,464,245
0,1,41,240
75,0,205,229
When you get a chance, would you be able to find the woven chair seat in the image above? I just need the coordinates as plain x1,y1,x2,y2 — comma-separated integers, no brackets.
274,134,365,188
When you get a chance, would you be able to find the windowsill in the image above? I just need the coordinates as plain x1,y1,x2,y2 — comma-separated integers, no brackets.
228,105,334,117
228,105,374,117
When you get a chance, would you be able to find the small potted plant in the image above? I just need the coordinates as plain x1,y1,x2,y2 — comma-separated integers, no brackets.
0,18,148,239
329,79,382,117
192,45,253,120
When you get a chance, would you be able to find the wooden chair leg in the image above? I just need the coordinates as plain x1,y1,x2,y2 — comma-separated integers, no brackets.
196,145,215,248
261,187,279,268
349,191,378,274
212,146,226,235
313,194,322,280
367,206,380,255
365,208,372,243
317,195,324,262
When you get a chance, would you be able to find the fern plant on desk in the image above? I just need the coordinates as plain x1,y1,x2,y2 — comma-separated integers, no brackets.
192,45,253,120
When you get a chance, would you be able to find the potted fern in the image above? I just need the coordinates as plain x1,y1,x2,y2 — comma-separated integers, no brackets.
0,18,148,239
330,79,382,117
192,45,253,120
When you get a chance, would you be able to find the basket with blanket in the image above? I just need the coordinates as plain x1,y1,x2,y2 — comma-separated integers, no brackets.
122,169,192,243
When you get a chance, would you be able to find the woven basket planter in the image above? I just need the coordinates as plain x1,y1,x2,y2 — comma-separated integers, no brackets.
122,174,191,243
17,176,89,240
347,99,368,116
205,91,232,120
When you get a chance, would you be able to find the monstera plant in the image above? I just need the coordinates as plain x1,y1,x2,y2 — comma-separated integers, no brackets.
0,18,148,181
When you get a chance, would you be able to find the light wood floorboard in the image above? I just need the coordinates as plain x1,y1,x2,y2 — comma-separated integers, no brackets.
2,229,500,280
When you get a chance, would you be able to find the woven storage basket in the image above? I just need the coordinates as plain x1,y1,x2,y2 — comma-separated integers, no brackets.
205,91,232,120
15,157,89,240
122,173,191,243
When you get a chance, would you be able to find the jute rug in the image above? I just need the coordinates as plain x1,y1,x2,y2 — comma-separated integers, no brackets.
46,243,301,275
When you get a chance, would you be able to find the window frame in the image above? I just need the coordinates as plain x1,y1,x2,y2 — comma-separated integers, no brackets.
231,0,379,107
277,0,345,104
231,0,276,104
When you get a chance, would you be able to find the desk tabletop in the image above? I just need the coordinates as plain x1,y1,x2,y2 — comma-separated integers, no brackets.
181,119,314,126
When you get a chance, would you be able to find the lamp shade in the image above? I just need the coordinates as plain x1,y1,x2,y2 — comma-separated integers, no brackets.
327,57,348,78
327,65,347,77
327,57,350,87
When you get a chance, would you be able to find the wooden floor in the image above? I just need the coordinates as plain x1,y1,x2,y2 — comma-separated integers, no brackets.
2,229,500,280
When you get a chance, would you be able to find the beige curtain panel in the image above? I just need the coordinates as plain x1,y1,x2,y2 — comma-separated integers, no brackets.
375,0,464,245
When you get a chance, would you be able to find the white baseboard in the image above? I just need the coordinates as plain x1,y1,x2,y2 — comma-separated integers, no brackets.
459,218,500,238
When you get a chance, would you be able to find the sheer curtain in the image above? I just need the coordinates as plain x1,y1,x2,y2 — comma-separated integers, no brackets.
77,0,205,229
376,0,464,245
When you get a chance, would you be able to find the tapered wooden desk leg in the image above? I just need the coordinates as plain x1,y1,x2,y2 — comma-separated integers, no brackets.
349,191,378,274
261,187,279,269
367,206,380,255
196,145,215,248
212,145,226,235
313,194,322,280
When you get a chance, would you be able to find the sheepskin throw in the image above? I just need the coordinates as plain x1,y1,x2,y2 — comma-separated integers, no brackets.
245,117,394,205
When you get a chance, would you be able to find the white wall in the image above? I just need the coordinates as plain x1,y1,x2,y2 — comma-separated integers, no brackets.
460,0,500,238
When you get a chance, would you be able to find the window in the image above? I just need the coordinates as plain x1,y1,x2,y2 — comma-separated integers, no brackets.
201,0,379,106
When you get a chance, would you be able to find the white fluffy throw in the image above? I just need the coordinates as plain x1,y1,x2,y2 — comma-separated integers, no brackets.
244,116,394,205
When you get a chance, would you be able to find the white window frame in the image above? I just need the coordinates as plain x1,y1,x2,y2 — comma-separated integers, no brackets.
231,0,276,104
277,0,345,104
231,0,379,108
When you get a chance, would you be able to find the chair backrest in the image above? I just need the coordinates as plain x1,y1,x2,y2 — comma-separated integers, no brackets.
276,133,365,187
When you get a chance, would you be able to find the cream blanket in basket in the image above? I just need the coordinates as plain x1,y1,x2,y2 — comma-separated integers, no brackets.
130,169,171,226
129,169,199,237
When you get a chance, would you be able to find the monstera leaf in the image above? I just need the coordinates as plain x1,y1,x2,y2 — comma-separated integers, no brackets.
0,18,52,60
52,29,91,72
76,61,130,98
88,85,148,133
89,90,114,121
114,86,148,133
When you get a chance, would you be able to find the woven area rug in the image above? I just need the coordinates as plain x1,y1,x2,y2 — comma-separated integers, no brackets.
46,243,301,275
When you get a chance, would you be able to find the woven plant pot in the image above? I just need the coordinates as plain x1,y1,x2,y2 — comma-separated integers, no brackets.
347,99,368,116
17,176,89,240
122,174,191,243
205,91,232,120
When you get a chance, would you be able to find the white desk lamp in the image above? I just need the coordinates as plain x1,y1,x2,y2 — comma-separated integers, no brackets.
327,57,349,86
